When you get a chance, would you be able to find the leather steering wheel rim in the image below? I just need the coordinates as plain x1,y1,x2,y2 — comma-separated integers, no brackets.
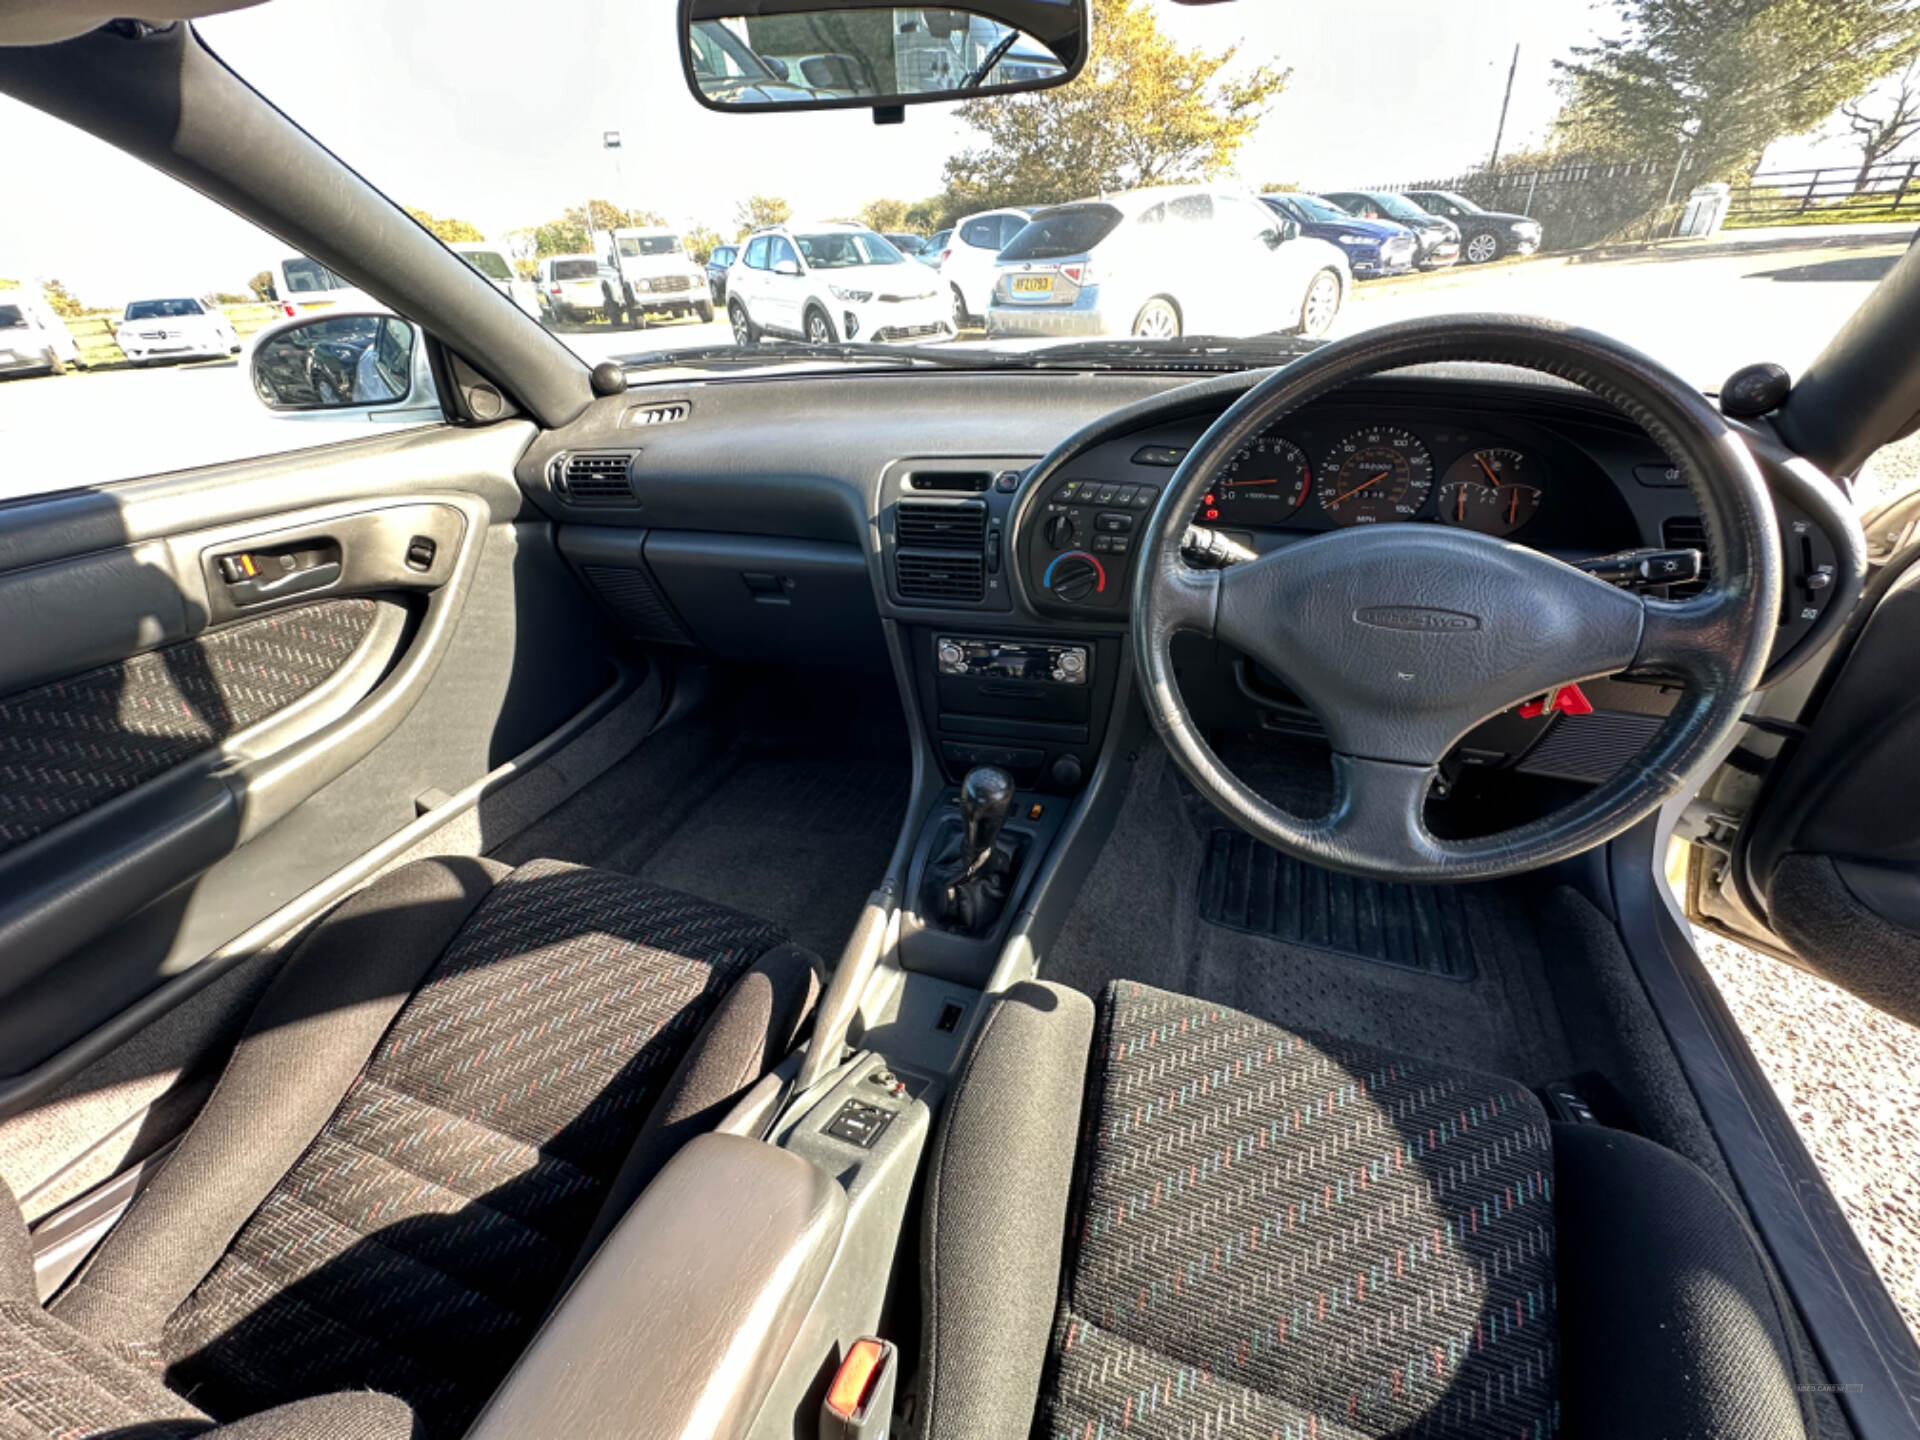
1130,314,1783,882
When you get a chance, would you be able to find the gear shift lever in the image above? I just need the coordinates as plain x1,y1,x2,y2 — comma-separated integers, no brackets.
956,765,1015,884
926,766,1024,934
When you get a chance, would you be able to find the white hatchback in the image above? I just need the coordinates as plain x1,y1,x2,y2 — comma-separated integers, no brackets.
726,223,953,346
987,186,1351,342
114,296,240,364
940,206,1033,328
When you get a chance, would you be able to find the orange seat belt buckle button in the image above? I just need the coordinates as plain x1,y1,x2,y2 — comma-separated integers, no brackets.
821,1336,897,1439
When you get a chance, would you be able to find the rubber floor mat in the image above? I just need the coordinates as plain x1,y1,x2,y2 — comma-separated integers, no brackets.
1198,828,1476,979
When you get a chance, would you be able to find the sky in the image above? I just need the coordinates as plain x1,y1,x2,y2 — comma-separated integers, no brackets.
0,0,1871,305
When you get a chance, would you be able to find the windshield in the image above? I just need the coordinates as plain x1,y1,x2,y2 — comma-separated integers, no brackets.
0,305,24,329
124,299,204,319
795,231,904,267
459,250,513,281
152,0,1909,396
282,257,348,294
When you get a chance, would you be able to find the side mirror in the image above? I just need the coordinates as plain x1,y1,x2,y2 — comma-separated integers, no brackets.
250,312,442,422
773,258,802,278
682,0,1088,114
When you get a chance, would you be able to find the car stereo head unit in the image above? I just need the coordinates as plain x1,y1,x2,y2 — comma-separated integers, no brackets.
935,636,1089,686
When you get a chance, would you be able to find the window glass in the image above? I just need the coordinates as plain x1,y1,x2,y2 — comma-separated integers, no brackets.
744,236,770,268
0,96,440,498
617,235,682,257
960,217,997,247
795,232,903,267
459,249,513,281
1168,193,1213,224
1000,205,1124,260
551,258,599,279
998,214,1028,247
767,235,799,269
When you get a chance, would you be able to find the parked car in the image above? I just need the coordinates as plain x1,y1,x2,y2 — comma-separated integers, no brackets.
941,206,1033,328
0,291,78,377
987,186,1350,340
449,241,541,317
687,19,833,105
726,221,952,346
114,296,240,365
535,254,618,325
924,227,952,259
262,254,374,316
606,227,713,327
706,243,738,305
885,233,927,258
1260,192,1418,279
1402,189,1544,264
762,51,865,97
1322,191,1462,269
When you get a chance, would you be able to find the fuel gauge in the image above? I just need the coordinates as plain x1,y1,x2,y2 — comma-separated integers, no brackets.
1438,448,1542,536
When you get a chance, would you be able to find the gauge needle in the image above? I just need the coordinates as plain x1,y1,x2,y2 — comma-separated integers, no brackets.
1225,478,1279,486
1509,489,1519,525
1327,469,1393,507
1456,487,1466,521
1476,453,1501,485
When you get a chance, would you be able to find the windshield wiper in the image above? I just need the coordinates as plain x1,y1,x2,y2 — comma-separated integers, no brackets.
620,341,1014,372
961,31,1020,89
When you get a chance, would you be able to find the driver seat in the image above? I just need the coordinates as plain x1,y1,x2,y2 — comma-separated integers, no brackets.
919,981,1816,1440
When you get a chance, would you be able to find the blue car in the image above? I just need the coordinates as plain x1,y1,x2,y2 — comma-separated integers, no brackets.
1261,193,1419,279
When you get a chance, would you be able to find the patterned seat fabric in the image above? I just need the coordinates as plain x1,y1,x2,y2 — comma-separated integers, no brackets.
1042,982,1558,1440
159,860,786,1438
0,1301,207,1440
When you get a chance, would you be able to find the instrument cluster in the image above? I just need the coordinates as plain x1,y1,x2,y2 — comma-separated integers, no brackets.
1196,422,1546,537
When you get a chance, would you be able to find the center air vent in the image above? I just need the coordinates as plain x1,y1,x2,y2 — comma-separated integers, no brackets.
552,452,636,504
896,553,985,603
1661,516,1711,598
895,500,986,548
627,400,689,426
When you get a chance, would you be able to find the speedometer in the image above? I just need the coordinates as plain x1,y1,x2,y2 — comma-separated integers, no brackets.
1318,426,1434,525
1197,435,1311,526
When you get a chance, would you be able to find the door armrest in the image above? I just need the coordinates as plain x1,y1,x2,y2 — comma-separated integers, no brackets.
466,1133,847,1440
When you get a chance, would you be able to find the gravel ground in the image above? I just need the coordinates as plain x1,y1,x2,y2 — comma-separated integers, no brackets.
1694,928,1920,1340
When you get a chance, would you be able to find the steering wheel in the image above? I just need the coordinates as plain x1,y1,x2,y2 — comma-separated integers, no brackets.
1131,315,1782,882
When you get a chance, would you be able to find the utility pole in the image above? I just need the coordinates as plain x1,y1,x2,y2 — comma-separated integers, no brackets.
1488,44,1520,172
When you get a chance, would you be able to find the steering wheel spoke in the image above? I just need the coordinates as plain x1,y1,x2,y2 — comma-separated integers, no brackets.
1312,754,1445,872
1631,590,1745,686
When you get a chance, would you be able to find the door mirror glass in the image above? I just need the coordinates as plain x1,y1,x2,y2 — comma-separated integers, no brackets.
251,313,428,412
682,3,1086,113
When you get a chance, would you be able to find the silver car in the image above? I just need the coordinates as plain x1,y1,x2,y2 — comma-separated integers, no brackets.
987,185,1351,341
0,296,78,377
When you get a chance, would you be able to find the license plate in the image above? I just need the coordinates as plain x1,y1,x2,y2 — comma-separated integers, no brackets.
1011,275,1053,295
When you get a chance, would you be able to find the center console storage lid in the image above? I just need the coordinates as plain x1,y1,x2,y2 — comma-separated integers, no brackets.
466,1133,847,1440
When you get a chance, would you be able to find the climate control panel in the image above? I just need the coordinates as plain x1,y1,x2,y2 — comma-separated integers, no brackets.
1024,478,1159,613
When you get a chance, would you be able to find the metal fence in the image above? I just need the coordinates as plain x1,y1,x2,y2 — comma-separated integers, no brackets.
1726,160,1920,223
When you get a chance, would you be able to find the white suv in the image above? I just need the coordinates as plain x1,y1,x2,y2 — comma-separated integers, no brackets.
726,223,953,346
940,207,1032,329
606,227,712,326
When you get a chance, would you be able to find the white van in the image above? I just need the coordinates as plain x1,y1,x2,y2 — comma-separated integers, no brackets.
264,255,374,317
450,241,541,317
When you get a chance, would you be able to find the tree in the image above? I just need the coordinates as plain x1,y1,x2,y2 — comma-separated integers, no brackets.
1553,0,1920,178
733,195,791,238
247,270,274,301
405,206,486,243
39,279,85,318
1841,43,1920,187
904,195,950,233
938,0,1288,214
858,198,913,233
682,224,725,265
520,200,670,259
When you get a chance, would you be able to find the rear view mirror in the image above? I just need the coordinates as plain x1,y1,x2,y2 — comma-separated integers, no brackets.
681,0,1088,115
250,312,441,421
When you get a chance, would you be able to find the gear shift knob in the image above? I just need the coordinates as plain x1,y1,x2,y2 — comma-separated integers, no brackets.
958,766,1015,877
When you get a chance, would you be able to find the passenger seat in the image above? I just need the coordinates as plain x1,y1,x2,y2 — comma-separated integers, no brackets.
0,856,819,1439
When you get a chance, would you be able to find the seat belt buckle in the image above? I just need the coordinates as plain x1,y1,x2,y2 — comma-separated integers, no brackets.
821,1336,897,1440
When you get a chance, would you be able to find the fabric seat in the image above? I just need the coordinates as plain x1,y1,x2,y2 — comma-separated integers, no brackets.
921,979,1817,1440
0,855,817,1440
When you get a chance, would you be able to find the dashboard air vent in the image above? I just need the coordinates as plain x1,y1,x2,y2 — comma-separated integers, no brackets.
896,552,985,603
1661,516,1711,598
627,400,690,427
553,452,636,504
895,500,986,548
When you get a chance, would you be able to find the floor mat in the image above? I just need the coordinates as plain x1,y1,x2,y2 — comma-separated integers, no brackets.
1198,828,1476,979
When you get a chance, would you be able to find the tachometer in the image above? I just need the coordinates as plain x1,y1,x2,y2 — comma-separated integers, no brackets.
1197,435,1311,525
1319,426,1434,525
1437,447,1542,536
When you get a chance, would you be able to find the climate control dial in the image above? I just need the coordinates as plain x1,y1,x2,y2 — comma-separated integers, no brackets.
1043,512,1078,550
1043,551,1106,603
